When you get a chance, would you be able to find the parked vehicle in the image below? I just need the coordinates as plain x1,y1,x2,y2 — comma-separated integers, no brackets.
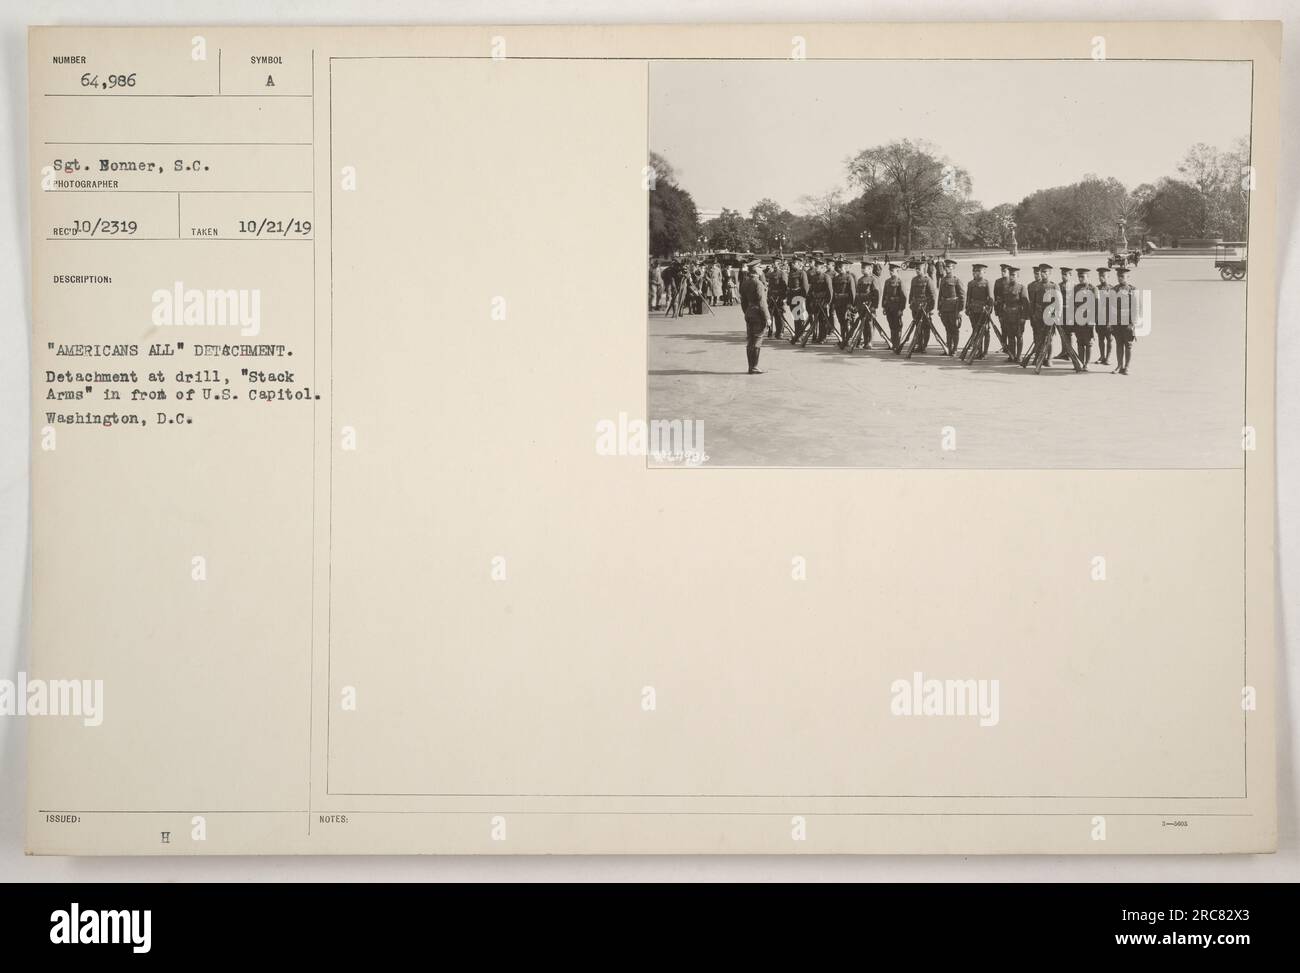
1214,242,1247,280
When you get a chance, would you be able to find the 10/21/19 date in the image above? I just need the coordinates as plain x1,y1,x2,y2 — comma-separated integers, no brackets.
237,217,312,238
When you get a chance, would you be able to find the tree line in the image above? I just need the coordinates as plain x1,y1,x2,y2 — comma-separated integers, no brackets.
648,138,1252,257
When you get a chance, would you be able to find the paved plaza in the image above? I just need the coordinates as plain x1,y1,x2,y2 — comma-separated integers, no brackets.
648,252,1246,468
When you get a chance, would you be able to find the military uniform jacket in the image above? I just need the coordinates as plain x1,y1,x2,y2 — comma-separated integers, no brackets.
908,274,937,313
832,271,856,302
739,272,768,313
1026,279,1046,324
1057,278,1073,314
766,270,787,301
1094,282,1112,327
855,277,880,311
1001,281,1030,322
1056,279,1075,325
937,274,965,314
810,271,834,302
966,278,994,316
1073,283,1098,328
881,277,907,313
1041,281,1063,326
993,276,1009,315
786,269,809,299
1111,282,1137,329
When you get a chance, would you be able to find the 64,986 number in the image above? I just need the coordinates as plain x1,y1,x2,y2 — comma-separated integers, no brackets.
80,73,137,90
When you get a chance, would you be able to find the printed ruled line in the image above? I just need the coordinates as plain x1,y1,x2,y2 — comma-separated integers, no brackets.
43,93,311,98
309,44,317,839
35,809,1256,819
44,141,312,146
44,237,312,242
45,190,313,194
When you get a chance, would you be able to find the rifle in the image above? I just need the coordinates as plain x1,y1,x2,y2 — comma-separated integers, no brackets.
847,300,888,351
897,319,916,356
870,314,892,349
838,306,861,350
800,295,828,347
1025,324,1083,373
975,306,1009,357
1020,318,1048,368
960,307,998,363
668,273,705,318
698,280,716,316
903,310,934,360
987,312,1008,354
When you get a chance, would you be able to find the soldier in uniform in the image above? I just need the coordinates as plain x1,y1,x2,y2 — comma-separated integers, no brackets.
1073,267,1097,371
1053,266,1075,359
936,258,965,356
766,261,789,339
739,258,770,375
832,260,858,348
1093,266,1114,366
1111,264,1137,375
1024,263,1054,368
853,261,882,349
908,260,938,353
965,262,995,360
808,259,835,344
992,264,1011,355
786,258,810,343
881,262,907,353
1000,266,1029,363
1042,264,1064,366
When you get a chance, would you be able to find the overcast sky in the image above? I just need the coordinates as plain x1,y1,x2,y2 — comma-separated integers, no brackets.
650,59,1252,215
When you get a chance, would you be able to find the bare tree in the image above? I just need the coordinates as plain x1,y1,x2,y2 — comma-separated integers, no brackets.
846,140,969,253
796,189,845,244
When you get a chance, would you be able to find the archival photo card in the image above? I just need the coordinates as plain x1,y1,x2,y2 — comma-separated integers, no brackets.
24,22,1278,856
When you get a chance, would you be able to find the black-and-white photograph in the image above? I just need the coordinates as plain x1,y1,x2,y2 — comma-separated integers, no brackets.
648,60,1253,468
